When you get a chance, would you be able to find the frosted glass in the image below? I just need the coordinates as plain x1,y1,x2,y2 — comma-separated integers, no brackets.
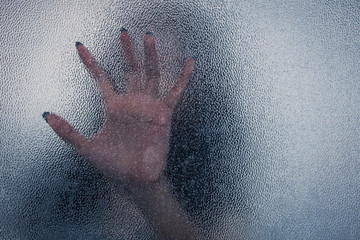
1,0,359,239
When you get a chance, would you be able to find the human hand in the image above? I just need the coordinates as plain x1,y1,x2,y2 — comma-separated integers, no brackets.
43,29,194,184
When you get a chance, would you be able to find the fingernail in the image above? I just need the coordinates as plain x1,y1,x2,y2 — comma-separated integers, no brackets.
145,31,153,36
42,112,50,123
75,42,83,47
120,27,128,32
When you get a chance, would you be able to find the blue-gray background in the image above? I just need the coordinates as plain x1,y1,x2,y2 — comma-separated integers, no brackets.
1,0,359,239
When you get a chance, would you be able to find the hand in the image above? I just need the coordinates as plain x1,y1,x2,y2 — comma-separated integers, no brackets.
44,29,194,183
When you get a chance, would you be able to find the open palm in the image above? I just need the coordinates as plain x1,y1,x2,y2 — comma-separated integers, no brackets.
44,29,194,183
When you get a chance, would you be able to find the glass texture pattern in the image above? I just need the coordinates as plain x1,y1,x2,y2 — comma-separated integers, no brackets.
1,0,359,239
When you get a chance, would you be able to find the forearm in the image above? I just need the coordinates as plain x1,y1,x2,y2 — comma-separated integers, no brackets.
126,176,202,240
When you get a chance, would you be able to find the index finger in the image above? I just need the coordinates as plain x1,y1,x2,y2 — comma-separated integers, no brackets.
76,42,115,102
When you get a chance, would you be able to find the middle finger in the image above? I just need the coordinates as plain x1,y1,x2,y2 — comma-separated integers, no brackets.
144,32,160,97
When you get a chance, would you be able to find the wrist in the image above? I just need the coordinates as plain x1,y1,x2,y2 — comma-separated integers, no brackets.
124,174,168,198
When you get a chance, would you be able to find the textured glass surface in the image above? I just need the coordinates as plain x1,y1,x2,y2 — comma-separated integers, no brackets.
1,0,359,239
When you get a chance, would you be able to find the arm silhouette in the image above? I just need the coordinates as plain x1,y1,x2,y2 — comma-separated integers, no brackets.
43,29,201,239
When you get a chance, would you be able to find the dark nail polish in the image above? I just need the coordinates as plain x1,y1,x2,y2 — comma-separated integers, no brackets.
120,27,128,32
42,112,50,123
146,31,153,36
75,42,83,47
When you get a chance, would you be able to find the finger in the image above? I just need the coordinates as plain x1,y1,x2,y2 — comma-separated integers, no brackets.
120,28,139,72
43,112,92,156
120,28,141,93
144,32,160,97
163,58,194,109
76,42,115,102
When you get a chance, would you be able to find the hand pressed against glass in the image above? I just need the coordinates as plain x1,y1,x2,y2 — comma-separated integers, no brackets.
44,30,194,184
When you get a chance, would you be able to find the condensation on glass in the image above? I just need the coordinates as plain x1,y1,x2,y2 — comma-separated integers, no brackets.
1,0,359,239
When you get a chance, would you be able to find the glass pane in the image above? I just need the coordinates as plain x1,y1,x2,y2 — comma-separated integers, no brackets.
1,1,359,239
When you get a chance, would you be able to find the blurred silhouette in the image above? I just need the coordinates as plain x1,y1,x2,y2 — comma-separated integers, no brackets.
43,28,201,240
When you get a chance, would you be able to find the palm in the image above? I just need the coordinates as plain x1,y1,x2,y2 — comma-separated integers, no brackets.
89,94,171,182
44,30,194,183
